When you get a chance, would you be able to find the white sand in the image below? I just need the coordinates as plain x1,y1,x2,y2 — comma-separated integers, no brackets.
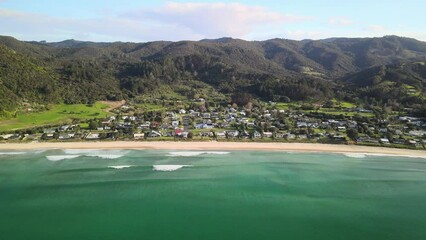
0,141,425,158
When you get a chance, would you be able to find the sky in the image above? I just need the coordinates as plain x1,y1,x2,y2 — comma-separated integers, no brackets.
1,0,425,42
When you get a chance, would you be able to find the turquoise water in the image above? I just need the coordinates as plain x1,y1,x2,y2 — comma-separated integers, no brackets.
1,149,426,240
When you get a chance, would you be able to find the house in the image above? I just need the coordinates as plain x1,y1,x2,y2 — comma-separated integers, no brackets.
138,123,151,129
408,130,426,137
59,125,70,131
175,129,183,136
202,113,211,119
297,122,308,128
226,130,239,138
26,134,39,141
179,109,186,114
264,114,272,119
86,133,100,140
263,132,273,138
408,140,418,146
275,133,286,139
59,133,75,140
0,134,14,140
240,131,250,139
332,135,346,141
337,126,346,131
216,132,226,138
172,121,180,127
393,139,405,144
247,122,256,127
182,116,191,126
380,138,390,144
200,132,214,137
286,134,296,140
253,131,262,139
43,129,56,134
133,133,145,140
147,131,162,138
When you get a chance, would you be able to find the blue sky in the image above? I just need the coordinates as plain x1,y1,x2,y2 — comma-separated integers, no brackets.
1,0,425,42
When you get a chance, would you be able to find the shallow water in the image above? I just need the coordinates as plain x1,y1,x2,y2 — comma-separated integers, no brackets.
1,149,426,240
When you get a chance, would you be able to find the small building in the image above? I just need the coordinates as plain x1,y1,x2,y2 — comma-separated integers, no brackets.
263,132,273,138
86,133,100,140
216,132,226,138
253,131,262,139
147,131,162,138
133,133,145,140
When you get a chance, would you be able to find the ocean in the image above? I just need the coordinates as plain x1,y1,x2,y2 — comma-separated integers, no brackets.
0,149,425,240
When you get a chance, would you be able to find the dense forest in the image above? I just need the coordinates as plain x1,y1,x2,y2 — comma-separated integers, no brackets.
0,35,425,117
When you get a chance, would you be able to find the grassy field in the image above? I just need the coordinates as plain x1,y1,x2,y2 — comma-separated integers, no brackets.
0,102,111,132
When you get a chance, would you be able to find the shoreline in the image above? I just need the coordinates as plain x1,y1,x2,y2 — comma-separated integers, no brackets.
0,141,425,158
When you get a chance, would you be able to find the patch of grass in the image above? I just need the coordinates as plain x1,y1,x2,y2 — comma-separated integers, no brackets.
0,102,110,132
275,102,299,110
331,99,356,108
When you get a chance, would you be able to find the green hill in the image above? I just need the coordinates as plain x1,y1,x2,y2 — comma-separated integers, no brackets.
0,35,425,114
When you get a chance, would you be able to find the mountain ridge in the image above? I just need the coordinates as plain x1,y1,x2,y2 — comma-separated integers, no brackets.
0,35,425,116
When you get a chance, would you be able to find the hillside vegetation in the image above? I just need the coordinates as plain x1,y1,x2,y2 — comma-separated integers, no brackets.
0,35,425,116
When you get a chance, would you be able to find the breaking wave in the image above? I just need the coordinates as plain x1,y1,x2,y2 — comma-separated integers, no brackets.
167,151,230,157
153,165,192,171
87,155,124,159
108,165,134,169
46,155,80,161
0,152,26,155
343,153,367,158
63,149,125,159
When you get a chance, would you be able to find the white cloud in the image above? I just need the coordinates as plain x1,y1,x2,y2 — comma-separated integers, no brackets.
122,2,313,39
328,17,354,26
0,3,313,42
0,9,203,42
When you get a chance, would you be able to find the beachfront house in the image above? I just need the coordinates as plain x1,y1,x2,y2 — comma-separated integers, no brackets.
86,133,100,140
133,133,145,140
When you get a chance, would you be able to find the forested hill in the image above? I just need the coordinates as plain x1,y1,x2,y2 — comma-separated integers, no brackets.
0,35,425,115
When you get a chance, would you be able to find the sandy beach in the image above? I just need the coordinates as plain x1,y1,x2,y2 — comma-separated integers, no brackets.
0,141,425,158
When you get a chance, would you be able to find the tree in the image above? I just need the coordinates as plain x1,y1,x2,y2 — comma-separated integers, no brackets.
346,128,358,141
89,120,99,130
187,132,193,139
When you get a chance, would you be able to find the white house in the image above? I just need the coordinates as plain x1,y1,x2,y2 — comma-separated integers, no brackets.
263,132,273,138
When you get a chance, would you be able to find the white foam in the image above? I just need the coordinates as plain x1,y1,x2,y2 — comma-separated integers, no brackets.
64,149,127,154
87,155,124,159
343,153,367,158
366,153,426,159
341,152,426,159
108,165,133,169
153,165,192,171
63,149,126,159
46,155,80,161
0,152,26,155
167,151,230,157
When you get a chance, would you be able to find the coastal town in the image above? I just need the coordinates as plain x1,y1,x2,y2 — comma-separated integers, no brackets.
1,99,425,150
